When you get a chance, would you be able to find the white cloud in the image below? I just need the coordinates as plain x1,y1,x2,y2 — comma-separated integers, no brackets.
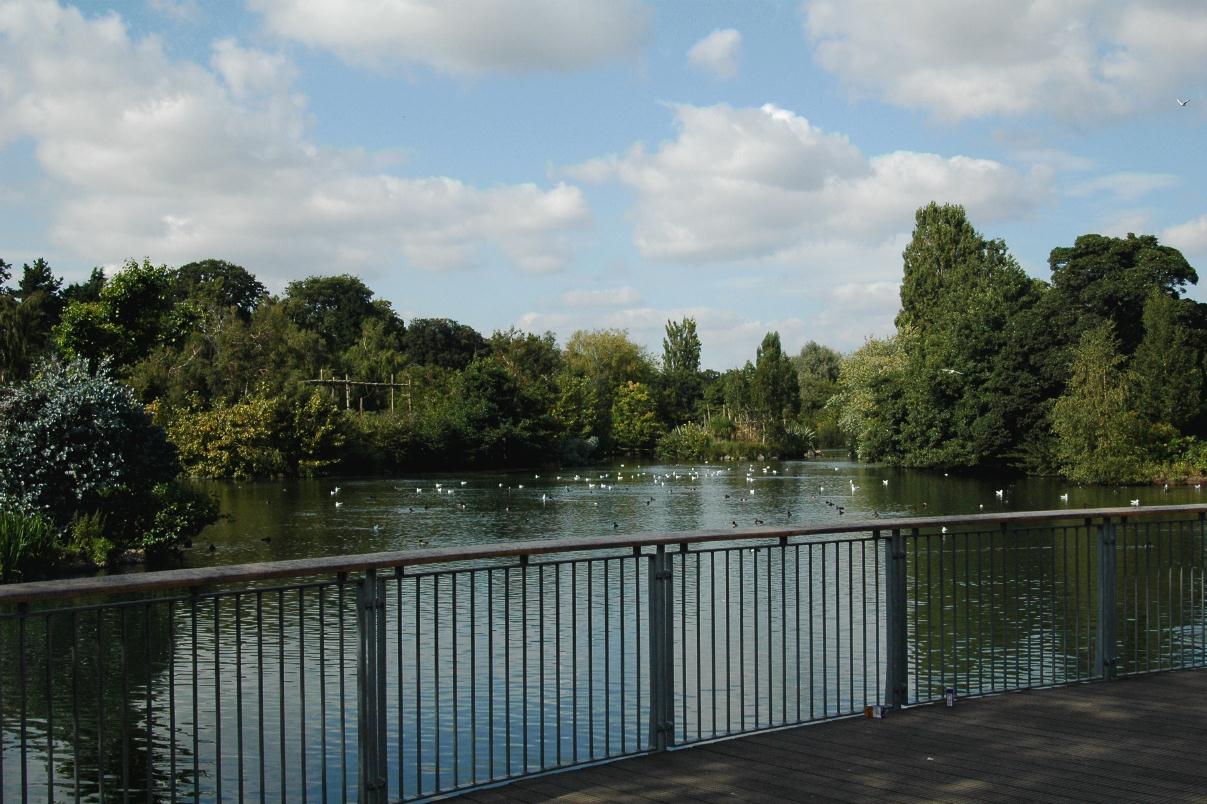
565,102,1046,263
248,0,650,75
1163,214,1207,257
802,0,1207,121
687,28,741,79
147,0,198,23
1068,172,1179,202
561,286,642,307
0,0,590,283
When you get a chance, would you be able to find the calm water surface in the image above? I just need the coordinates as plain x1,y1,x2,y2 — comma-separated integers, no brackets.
187,456,1200,566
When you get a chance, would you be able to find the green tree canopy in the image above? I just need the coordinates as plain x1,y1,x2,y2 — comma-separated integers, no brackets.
174,259,267,320
611,380,660,452
403,317,487,370
283,274,400,355
1050,322,1150,484
660,317,703,426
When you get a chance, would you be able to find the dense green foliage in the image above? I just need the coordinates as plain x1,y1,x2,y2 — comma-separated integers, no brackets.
0,360,215,568
834,204,1207,484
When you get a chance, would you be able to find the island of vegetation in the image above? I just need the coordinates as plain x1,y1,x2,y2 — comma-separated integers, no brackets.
1,201,1204,577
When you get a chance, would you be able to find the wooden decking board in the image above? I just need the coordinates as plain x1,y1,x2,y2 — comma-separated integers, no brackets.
469,669,1207,802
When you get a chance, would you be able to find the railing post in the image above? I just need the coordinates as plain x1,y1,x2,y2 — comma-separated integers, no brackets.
884,528,909,708
647,545,674,751
1096,518,1118,680
357,569,389,803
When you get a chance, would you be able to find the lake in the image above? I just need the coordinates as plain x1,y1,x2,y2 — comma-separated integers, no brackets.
187,454,1201,566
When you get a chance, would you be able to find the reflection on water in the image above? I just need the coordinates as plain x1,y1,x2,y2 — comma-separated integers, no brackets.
4,459,1207,801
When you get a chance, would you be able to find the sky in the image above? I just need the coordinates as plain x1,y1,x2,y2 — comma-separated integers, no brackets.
2,1,1206,370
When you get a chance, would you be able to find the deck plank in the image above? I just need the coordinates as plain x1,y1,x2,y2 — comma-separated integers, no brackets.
468,670,1207,803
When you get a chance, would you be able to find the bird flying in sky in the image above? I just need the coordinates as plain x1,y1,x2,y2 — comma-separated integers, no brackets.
1177,98,1190,106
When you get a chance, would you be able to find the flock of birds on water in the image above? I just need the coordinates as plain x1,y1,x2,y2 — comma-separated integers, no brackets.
197,461,1206,555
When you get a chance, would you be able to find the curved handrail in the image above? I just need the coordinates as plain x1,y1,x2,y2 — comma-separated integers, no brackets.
1,503,1204,604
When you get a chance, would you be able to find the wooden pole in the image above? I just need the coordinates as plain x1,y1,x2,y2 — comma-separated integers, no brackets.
345,373,350,410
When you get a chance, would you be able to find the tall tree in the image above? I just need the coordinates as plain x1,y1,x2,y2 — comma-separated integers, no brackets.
752,332,800,443
1050,322,1149,484
1130,288,1202,430
660,317,702,426
563,329,655,444
174,259,267,320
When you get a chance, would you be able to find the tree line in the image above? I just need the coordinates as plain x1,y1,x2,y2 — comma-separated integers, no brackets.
0,257,832,483
831,203,1207,484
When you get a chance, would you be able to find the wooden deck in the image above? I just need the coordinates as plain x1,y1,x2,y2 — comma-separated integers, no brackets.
464,670,1207,803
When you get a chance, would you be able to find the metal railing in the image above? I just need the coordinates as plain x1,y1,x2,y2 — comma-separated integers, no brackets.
1,505,1206,802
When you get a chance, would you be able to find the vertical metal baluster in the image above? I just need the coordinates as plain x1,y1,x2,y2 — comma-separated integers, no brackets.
834,542,842,711
634,550,642,751
504,567,512,773
568,565,574,764
257,591,265,804
912,532,919,701
297,589,306,802
434,574,442,789
553,566,560,766
937,531,945,698
518,564,527,774
18,605,28,804
767,545,774,724
335,583,344,804
740,548,746,729
1,608,6,802
1061,529,1069,682
190,593,199,803
695,553,701,740
471,571,478,785
752,547,759,729
963,533,970,694
977,530,984,693
415,576,422,791
488,570,495,779
726,551,732,734
45,613,54,803
619,558,626,752
807,544,814,720
602,558,609,755
213,598,222,804
848,540,855,711
821,543,828,716
72,611,81,804
455,571,461,787
679,548,686,741
1146,521,1153,672
586,562,592,759
319,588,328,803
712,550,721,737
278,590,286,803
873,535,880,707
121,607,129,803
860,539,868,710
538,564,545,768
235,594,244,804
781,542,787,725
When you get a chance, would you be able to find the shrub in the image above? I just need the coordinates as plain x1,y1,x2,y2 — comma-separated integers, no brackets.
0,510,55,580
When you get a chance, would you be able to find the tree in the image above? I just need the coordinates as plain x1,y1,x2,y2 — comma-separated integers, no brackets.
1047,233,1197,355
829,334,910,462
174,259,267,320
0,359,213,560
752,332,800,443
62,267,106,305
283,274,400,355
611,380,660,452
894,203,1042,467
453,356,555,465
403,318,487,370
1130,288,1202,430
660,318,702,426
563,329,655,444
794,341,842,415
1050,322,1149,484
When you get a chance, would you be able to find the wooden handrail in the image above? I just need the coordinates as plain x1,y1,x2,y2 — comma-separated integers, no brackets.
2,504,1204,605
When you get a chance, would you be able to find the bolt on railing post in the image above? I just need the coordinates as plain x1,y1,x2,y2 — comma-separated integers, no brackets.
1095,518,1119,680
647,545,674,751
357,569,389,803
884,528,909,708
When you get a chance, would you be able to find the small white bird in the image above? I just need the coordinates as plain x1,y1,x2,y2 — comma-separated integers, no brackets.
995,489,1004,499
882,479,889,486
1060,493,1069,502
1178,98,1190,106
334,501,343,508
460,480,467,486
941,526,948,534
1130,499,1141,507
